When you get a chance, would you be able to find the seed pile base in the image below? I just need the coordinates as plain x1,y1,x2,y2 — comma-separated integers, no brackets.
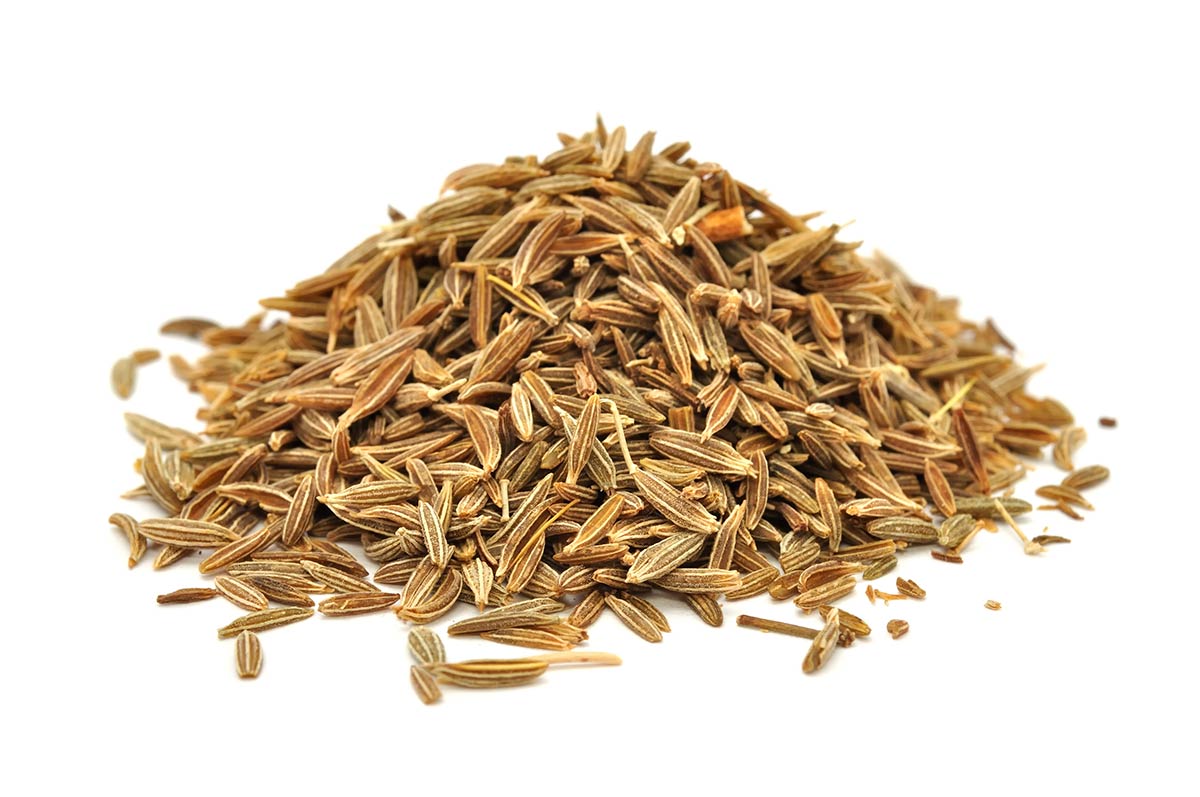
111,119,1106,695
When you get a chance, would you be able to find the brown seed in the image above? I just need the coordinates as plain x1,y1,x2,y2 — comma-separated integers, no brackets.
300,560,380,594
108,512,147,568
217,608,313,639
1099,417,1117,428
626,531,706,584
111,356,136,399
683,594,724,627
1053,426,1087,471
410,665,443,704
214,575,270,611
952,408,990,494
802,608,841,674
736,614,819,640
156,587,219,605
923,458,957,518
896,577,926,600
430,658,549,688
1035,484,1094,510
953,497,1033,518
1061,465,1110,490
318,592,401,616
235,631,263,678
985,600,1002,611
886,619,909,639
603,593,663,643
814,478,842,552
138,518,240,548
281,474,315,547
632,470,720,535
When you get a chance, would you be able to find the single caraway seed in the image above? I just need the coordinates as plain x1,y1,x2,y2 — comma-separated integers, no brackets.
802,609,841,674
109,119,1089,692
887,619,909,639
985,600,1002,611
235,631,262,678
410,665,442,704
217,608,313,639
111,356,136,399
214,575,270,611
156,587,219,605
408,627,447,666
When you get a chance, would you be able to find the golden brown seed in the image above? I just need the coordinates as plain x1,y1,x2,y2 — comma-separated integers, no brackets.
410,665,442,704
214,575,270,611
802,609,841,674
430,658,549,688
235,631,263,678
217,608,313,639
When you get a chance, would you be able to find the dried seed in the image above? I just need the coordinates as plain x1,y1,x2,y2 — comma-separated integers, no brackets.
604,593,663,643
138,518,240,548
626,531,706,584
887,619,909,639
953,497,1033,518
156,587,219,605
235,630,262,678
108,512,147,568
430,658,548,688
923,458,956,518
814,478,842,552
281,474,315,547
410,664,443,704
802,608,840,674
952,408,990,494
317,592,401,616
1061,465,1110,490
683,594,723,627
214,575,270,611
1036,484,1094,509
217,608,313,639
111,356,136,399
632,470,720,535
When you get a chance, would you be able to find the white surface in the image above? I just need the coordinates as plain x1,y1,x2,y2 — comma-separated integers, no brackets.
1,2,1196,795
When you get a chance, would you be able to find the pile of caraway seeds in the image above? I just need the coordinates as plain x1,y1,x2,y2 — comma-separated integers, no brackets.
109,119,1109,702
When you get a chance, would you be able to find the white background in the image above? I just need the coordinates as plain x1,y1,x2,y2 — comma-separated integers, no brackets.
2,2,1197,795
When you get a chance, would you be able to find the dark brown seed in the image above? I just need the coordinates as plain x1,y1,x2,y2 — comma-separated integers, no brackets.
156,588,219,605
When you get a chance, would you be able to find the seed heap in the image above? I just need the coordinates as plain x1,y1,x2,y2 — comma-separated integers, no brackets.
111,119,1102,696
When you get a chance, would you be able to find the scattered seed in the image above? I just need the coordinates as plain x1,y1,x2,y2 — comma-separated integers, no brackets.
235,631,262,678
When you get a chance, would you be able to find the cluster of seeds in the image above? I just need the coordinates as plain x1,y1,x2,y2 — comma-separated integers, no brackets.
110,119,1109,694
